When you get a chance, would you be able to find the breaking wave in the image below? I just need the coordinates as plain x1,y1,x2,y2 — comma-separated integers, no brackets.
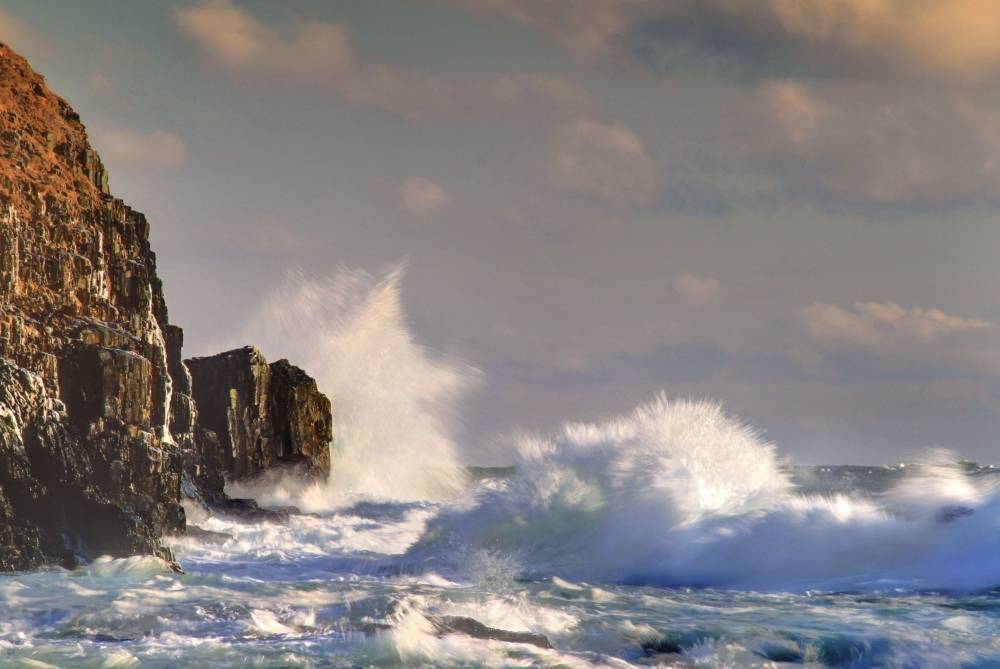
225,267,1000,592
230,264,477,508
407,393,1000,592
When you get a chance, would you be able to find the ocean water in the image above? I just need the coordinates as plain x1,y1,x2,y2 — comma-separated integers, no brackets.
2,456,1000,669
3,268,999,668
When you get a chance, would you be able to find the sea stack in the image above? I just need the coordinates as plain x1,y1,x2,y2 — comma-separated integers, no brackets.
0,44,331,569
186,346,332,486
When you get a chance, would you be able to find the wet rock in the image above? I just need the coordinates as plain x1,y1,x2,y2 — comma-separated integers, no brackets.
428,616,553,649
185,346,331,488
937,505,974,523
212,497,296,522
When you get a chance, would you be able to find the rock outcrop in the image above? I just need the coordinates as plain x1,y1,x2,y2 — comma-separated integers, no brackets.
186,346,332,499
0,44,333,570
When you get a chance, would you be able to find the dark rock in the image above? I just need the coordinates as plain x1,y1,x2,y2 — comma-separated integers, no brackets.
428,616,553,649
212,497,295,522
937,505,974,523
185,346,331,488
0,44,190,568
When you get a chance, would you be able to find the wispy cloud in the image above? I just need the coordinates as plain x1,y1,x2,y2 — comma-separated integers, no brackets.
550,118,660,208
174,0,591,120
90,127,188,168
400,177,452,216
798,301,992,351
742,80,1000,206
674,275,720,307
0,7,47,58
88,72,113,94
437,0,642,60
443,0,1000,82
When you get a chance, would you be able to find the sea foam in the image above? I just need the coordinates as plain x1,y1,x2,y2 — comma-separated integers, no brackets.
407,393,1000,592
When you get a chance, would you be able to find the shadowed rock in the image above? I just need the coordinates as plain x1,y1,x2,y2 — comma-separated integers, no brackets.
428,616,553,649
185,346,332,496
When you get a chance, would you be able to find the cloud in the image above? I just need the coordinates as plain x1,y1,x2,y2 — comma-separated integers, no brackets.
674,275,719,307
90,127,189,168
550,118,660,207
0,8,47,58
757,81,830,147
437,0,643,60
736,79,1000,206
798,302,992,351
443,0,1000,82
174,0,591,120
88,72,113,94
400,177,452,215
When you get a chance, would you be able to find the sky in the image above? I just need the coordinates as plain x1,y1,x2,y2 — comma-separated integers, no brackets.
2,0,999,465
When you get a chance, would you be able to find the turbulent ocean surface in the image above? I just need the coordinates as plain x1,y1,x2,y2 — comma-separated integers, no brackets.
4,269,1000,668
3,435,1000,667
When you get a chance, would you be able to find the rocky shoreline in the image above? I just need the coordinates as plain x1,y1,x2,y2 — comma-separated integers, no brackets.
0,43,332,571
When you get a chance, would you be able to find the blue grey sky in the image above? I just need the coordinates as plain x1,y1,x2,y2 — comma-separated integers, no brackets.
3,0,999,464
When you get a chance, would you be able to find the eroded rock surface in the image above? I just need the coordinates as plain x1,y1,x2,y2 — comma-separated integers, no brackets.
186,346,332,496
0,44,201,568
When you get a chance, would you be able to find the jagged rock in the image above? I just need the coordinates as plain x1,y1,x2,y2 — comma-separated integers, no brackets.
185,346,332,491
0,43,189,568
428,616,553,649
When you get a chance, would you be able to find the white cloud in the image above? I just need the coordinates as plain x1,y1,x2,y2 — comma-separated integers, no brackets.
90,128,188,168
550,118,660,207
798,301,992,351
401,177,452,215
674,275,720,307
174,0,591,120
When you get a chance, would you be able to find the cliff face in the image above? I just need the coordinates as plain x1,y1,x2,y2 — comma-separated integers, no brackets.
0,43,197,568
0,44,333,570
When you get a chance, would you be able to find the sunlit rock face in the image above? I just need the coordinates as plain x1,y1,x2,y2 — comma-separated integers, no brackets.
0,42,197,568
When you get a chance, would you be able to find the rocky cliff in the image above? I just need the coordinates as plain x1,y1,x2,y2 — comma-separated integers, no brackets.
0,44,332,570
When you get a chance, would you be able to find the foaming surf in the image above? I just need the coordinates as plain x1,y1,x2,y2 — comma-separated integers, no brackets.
406,393,1000,592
